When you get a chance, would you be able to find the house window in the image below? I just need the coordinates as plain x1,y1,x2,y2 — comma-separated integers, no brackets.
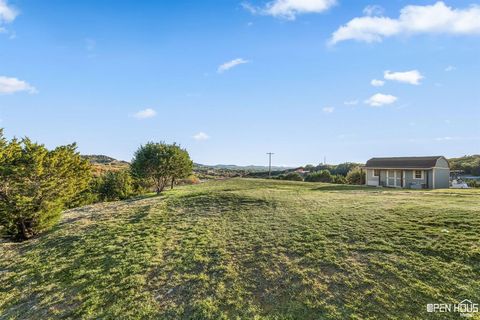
414,170,423,179
372,169,380,177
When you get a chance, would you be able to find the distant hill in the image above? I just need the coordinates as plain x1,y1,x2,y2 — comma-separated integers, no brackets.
82,155,129,165
82,155,130,176
194,163,292,172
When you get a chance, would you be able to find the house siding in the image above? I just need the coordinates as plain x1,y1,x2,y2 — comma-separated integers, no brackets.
436,157,449,168
434,168,450,188
404,170,429,188
366,169,379,186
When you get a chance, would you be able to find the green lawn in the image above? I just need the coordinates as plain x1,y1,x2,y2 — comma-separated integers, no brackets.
1,179,480,319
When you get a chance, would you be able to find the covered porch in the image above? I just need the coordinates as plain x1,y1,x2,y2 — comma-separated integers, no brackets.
366,169,430,189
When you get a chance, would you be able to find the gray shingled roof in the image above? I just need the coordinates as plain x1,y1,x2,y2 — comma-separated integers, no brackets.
365,156,444,169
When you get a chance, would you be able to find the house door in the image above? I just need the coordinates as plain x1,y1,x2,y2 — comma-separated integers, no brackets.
396,170,403,187
387,170,402,187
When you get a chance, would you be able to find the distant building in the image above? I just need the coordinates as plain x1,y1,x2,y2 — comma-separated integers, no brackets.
364,156,450,189
295,168,309,174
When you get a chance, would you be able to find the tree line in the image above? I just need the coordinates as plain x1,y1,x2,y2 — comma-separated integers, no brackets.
276,168,365,185
250,162,366,185
0,130,192,241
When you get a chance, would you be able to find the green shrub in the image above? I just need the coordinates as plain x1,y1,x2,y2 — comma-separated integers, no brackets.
305,170,332,183
97,170,134,201
0,130,92,240
283,172,303,181
346,167,365,185
331,174,347,184
67,178,100,208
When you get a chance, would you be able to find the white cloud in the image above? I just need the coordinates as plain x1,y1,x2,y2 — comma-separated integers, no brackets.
322,106,334,113
0,0,17,24
384,70,423,85
434,136,480,142
371,79,385,87
445,65,456,71
133,108,156,119
363,5,384,16
193,132,210,141
344,99,359,106
0,0,17,35
435,136,453,141
217,58,249,73
330,2,480,44
0,76,37,94
365,93,397,107
243,0,336,20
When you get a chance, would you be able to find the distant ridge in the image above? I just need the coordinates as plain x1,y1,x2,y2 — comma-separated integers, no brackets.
194,163,293,172
82,155,130,175
82,155,129,165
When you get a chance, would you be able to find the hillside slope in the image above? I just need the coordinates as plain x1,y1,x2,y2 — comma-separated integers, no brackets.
82,155,130,176
1,179,479,319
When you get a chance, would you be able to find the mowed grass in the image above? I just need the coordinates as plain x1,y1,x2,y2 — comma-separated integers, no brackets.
1,179,480,319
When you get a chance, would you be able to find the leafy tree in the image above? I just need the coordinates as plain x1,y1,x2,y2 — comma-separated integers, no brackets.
0,131,92,240
346,167,365,185
97,170,134,201
68,178,100,208
331,163,358,176
305,170,332,183
169,146,194,189
283,172,303,181
130,142,193,194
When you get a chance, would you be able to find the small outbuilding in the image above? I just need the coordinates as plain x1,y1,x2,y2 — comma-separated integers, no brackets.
364,156,450,189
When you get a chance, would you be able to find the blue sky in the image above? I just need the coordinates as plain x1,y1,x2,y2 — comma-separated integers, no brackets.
0,0,479,166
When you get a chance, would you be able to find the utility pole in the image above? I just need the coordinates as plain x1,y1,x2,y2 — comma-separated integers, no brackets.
267,152,274,178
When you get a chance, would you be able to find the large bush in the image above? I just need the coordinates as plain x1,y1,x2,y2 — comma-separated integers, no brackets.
331,174,347,184
346,167,365,185
0,131,92,240
97,170,134,201
305,170,332,183
67,179,100,208
131,142,193,194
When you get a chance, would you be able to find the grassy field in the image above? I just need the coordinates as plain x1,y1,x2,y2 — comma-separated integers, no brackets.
1,179,480,319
